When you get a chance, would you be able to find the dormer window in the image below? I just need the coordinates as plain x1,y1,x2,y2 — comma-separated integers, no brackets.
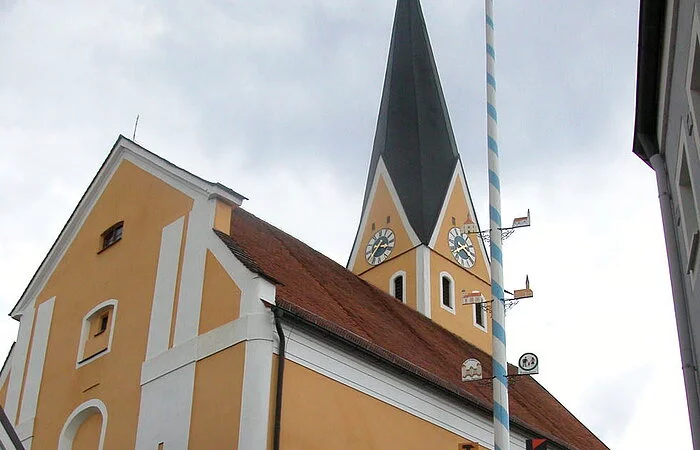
100,221,123,252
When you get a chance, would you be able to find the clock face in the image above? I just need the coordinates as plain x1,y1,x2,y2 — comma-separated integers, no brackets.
365,228,396,265
447,227,476,268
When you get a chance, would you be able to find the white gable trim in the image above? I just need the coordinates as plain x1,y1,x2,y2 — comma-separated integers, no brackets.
429,164,461,248
10,136,246,318
456,168,490,278
348,157,420,269
429,164,490,278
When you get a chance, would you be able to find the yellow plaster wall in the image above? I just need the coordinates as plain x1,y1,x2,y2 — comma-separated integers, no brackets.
432,174,490,282
188,343,245,449
352,175,416,275
430,254,492,354
0,371,9,407
214,200,233,234
198,250,242,334
72,412,102,450
280,360,471,450
359,249,418,310
27,159,195,450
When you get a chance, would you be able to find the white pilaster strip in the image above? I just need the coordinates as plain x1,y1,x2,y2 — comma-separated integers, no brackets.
18,297,55,429
173,199,214,346
415,245,432,318
134,362,195,450
146,217,185,360
4,301,36,425
237,314,274,450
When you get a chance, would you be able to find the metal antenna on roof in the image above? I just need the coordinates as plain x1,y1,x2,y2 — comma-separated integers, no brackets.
132,114,140,141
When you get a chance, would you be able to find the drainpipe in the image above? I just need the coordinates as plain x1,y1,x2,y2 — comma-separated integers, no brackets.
647,144,700,448
272,307,286,450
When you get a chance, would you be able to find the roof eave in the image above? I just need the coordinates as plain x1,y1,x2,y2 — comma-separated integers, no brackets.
273,299,590,450
633,0,668,165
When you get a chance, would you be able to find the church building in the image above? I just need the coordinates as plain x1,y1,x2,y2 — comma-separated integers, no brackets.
0,1,608,449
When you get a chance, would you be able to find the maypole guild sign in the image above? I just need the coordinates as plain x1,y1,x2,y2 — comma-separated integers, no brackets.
518,353,539,375
461,358,483,381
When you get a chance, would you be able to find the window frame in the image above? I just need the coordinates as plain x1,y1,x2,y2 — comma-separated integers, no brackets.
77,299,118,368
439,272,455,314
473,301,487,332
676,135,700,277
389,271,407,303
99,221,124,253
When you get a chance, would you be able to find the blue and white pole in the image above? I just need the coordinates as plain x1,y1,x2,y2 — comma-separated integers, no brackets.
485,1,510,449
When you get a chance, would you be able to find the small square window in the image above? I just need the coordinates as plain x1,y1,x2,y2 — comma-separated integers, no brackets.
100,221,124,252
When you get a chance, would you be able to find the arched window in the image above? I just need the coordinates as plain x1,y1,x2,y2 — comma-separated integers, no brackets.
77,300,118,367
389,271,406,303
439,272,455,313
58,399,108,450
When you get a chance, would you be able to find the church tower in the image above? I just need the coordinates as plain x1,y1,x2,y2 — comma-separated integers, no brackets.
348,0,492,354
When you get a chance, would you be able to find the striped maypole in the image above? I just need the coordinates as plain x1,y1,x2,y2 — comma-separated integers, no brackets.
485,1,510,450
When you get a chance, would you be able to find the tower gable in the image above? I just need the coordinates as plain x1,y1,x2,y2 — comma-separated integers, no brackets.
349,158,419,274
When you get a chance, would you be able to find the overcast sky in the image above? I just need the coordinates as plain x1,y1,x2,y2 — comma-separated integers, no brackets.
0,1,688,448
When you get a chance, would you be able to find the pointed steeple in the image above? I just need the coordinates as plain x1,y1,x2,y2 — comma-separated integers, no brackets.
363,0,460,244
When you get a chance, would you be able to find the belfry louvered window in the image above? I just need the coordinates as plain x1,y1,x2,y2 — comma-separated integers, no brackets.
393,275,404,301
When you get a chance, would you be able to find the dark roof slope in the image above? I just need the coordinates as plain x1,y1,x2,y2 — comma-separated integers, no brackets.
363,0,460,243
226,207,608,450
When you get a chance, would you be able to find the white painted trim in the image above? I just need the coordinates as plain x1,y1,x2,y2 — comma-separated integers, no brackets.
456,170,490,278
14,417,34,445
145,216,185,360
237,321,274,450
17,297,55,429
429,165,460,248
4,301,36,425
134,364,195,450
141,313,273,386
347,157,421,269
206,231,277,316
416,246,431,318
278,323,530,450
173,199,214,346
76,299,118,368
473,302,488,332
57,399,108,450
686,7,700,155
657,0,679,147
11,135,246,318
389,270,407,304
439,272,456,314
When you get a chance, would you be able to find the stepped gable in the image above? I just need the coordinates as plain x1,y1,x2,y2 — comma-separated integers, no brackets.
221,207,608,450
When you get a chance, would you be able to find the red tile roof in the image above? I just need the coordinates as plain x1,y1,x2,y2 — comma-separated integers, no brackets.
225,207,608,450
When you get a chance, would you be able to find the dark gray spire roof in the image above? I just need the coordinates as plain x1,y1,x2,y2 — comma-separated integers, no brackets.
363,0,460,244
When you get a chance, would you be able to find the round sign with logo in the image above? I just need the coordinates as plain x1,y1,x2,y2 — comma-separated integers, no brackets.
518,352,539,374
